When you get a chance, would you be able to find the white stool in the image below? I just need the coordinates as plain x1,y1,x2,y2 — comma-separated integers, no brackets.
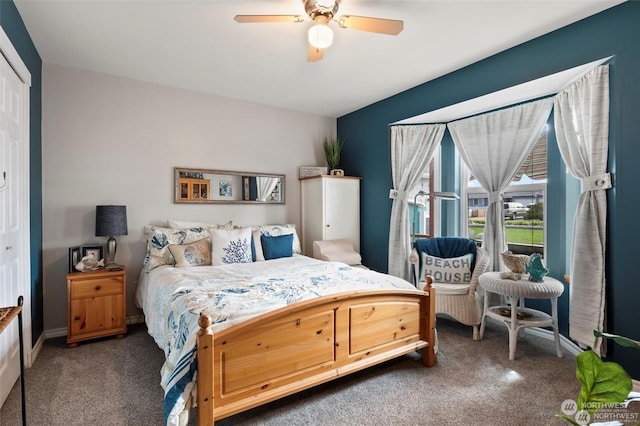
479,271,565,360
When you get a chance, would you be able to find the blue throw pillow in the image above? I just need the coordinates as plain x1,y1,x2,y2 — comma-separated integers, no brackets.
261,234,293,260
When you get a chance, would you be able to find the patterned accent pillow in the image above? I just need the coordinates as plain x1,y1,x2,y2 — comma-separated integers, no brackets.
211,227,253,265
168,238,212,268
145,226,211,271
422,252,474,284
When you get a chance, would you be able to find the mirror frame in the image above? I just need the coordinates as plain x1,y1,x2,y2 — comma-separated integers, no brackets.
174,167,285,204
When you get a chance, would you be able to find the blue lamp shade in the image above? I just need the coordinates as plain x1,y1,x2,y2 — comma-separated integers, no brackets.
95,205,128,268
95,205,128,237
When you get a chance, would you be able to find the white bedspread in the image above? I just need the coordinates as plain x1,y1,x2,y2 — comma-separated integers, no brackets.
136,255,416,425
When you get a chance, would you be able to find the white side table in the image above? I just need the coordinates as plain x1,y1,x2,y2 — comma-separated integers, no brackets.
479,271,565,360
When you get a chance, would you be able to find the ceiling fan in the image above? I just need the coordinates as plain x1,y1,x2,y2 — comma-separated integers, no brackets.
234,0,404,62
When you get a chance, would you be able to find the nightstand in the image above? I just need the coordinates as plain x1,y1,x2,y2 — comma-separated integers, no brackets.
66,267,127,348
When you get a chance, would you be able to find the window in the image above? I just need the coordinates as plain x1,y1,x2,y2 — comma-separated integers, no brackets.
409,147,443,239
464,128,548,256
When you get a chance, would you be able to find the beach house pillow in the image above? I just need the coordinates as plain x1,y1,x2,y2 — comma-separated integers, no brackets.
168,238,212,268
422,252,474,284
145,226,211,271
211,227,253,265
261,234,294,260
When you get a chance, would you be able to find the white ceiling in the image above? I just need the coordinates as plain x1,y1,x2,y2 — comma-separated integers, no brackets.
14,0,624,118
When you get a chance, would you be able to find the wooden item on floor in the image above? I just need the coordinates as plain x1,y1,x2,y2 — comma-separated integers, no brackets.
478,271,565,360
66,268,127,348
0,296,26,426
196,287,436,425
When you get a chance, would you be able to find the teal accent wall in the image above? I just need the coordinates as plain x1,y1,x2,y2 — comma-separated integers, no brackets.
338,2,640,377
1,1,43,345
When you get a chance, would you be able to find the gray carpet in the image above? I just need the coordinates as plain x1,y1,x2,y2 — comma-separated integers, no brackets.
0,319,580,425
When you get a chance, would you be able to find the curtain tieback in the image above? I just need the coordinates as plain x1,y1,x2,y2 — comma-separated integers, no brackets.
580,173,612,193
488,191,503,203
389,189,408,200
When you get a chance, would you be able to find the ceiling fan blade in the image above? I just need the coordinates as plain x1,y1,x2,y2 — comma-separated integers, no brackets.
234,15,305,24
336,15,403,35
307,44,324,62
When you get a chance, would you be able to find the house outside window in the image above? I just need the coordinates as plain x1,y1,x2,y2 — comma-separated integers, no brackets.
464,129,548,256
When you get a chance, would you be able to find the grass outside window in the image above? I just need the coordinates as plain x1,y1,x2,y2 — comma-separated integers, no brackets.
469,220,544,246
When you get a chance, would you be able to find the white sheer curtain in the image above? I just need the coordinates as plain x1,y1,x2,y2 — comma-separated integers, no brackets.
448,99,554,271
388,124,446,280
256,177,279,201
554,64,610,355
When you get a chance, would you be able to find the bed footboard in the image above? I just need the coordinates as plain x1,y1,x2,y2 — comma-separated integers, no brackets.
196,287,436,425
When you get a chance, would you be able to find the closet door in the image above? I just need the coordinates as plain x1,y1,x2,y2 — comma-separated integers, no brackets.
0,47,29,407
324,178,360,252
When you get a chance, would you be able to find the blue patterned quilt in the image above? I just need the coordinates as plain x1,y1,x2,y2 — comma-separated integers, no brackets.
136,255,415,425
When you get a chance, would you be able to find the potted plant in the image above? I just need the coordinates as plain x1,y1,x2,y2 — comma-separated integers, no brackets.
323,136,344,174
557,330,638,425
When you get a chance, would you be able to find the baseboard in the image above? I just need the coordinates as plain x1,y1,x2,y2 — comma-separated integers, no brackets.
525,326,583,357
126,314,145,325
43,314,146,340
28,333,46,367
44,327,67,339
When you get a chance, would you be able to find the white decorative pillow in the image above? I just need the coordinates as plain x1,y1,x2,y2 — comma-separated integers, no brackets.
211,227,253,265
168,238,212,268
422,253,474,283
252,229,265,262
167,219,234,230
145,226,211,271
253,224,302,254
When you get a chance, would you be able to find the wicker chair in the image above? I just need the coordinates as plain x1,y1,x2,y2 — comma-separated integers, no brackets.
410,237,490,340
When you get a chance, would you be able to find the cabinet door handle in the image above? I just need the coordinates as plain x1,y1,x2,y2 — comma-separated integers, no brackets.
95,285,102,291
326,224,331,228
5,245,13,251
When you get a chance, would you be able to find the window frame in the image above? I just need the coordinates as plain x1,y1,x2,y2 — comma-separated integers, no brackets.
462,162,547,258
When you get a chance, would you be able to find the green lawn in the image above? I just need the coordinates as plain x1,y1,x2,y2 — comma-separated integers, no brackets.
469,225,544,245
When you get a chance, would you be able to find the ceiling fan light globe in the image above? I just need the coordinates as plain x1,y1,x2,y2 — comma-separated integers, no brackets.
308,23,333,49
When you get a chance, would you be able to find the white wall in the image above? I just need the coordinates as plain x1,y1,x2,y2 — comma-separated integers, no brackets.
42,64,335,332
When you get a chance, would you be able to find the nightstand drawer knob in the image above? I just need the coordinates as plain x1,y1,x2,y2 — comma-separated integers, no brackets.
95,285,101,291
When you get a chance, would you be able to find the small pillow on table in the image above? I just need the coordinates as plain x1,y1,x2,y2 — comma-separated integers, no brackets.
261,234,294,260
423,252,474,283
168,238,212,268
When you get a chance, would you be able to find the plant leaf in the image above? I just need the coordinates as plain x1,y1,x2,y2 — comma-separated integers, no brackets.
594,330,640,350
555,414,581,426
576,350,632,414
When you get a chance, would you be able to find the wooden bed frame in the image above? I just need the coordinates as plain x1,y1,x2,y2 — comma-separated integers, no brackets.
196,285,436,425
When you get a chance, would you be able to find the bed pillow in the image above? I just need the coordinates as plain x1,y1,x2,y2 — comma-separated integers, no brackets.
211,227,253,265
251,229,265,261
145,226,211,271
422,252,474,284
253,224,302,254
167,219,234,230
261,234,294,260
168,238,212,268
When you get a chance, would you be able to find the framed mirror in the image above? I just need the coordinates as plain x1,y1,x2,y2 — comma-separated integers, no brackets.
174,167,285,204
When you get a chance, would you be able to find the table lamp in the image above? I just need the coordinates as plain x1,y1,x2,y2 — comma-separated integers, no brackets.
95,205,128,271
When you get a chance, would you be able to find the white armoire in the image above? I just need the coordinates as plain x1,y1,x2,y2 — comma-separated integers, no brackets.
300,175,361,256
